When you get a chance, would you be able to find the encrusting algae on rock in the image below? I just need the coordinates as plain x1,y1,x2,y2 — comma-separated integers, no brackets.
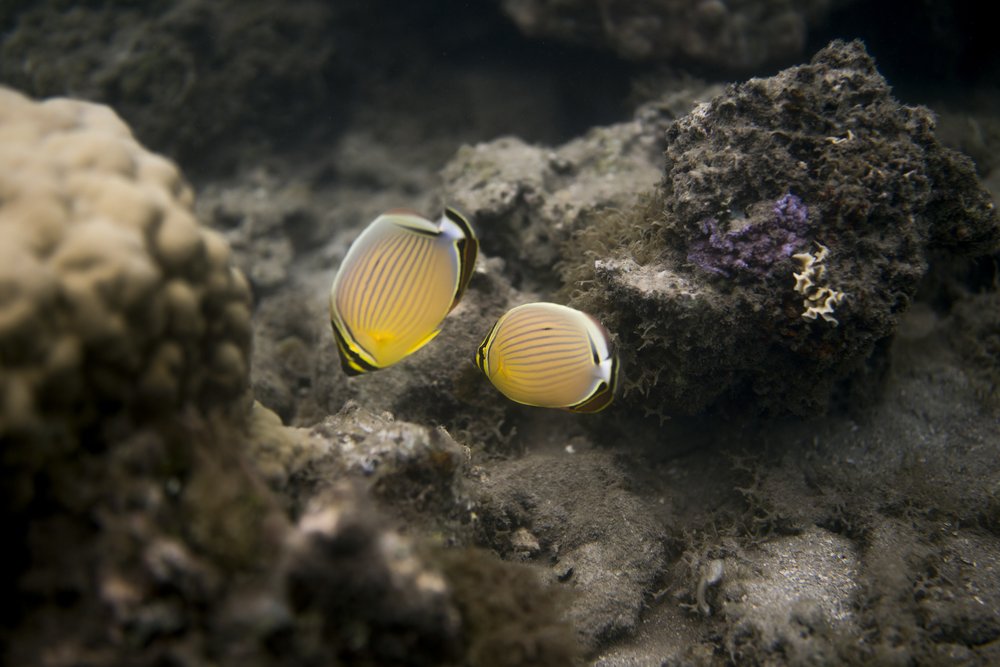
553,40,1000,417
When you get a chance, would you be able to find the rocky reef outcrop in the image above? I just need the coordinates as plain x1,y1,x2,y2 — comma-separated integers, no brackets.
444,40,1000,418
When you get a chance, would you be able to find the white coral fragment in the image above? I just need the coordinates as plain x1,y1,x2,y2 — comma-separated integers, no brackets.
792,242,846,326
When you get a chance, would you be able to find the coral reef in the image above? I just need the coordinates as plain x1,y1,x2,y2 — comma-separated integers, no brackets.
0,87,580,667
562,40,1000,416
0,84,252,472
440,41,999,418
131,30,1000,664
499,0,853,69
0,84,266,665
5,3,1000,663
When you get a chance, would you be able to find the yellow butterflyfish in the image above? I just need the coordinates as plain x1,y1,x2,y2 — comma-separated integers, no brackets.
329,207,477,375
476,302,618,413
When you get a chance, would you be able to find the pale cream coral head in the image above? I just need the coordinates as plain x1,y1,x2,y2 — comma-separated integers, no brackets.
0,86,252,438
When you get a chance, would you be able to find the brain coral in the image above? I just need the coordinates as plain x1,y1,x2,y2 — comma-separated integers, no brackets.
0,86,252,450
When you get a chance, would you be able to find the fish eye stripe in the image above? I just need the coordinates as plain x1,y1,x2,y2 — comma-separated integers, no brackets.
444,206,474,235
444,207,478,307
384,210,442,235
588,335,600,364
391,223,439,237
475,319,502,373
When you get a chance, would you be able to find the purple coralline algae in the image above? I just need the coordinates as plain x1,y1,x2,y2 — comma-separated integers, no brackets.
687,193,810,279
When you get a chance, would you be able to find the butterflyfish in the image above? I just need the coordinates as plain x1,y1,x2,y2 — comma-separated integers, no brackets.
476,302,618,413
329,207,478,375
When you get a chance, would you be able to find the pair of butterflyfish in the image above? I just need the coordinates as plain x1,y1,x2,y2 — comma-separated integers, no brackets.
328,208,619,413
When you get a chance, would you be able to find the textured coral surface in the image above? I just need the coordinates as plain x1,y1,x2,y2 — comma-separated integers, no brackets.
0,86,253,458
0,87,252,442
